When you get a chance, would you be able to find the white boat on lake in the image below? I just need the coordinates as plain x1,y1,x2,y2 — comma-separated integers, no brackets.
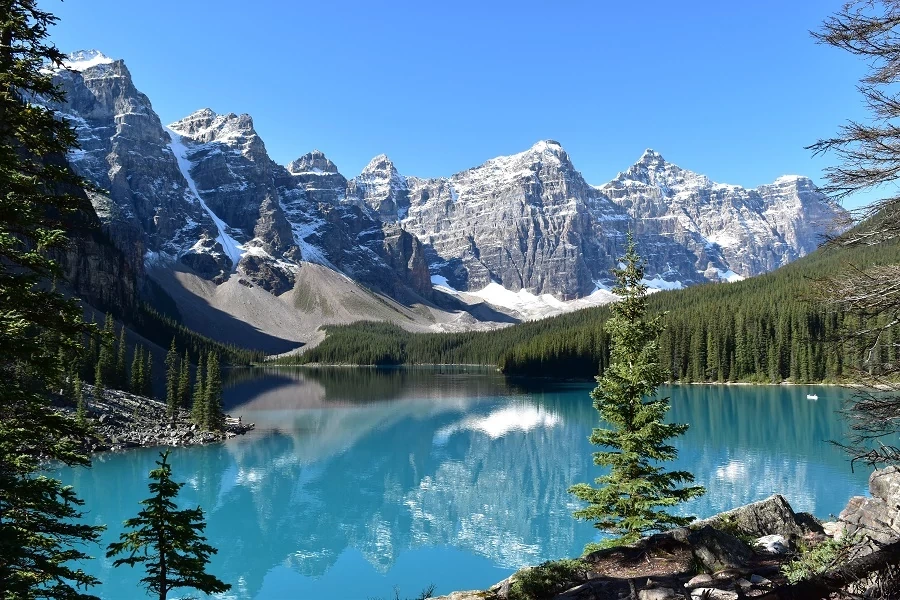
807,394,819,400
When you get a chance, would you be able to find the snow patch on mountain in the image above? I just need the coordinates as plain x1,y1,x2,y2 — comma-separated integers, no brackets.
641,276,684,290
431,277,618,321
166,129,244,268
62,50,114,71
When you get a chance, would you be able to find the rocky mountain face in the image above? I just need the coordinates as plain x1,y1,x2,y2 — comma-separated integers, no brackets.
49,50,847,321
50,52,431,299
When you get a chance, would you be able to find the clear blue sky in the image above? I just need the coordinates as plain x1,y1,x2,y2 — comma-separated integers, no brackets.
46,0,879,208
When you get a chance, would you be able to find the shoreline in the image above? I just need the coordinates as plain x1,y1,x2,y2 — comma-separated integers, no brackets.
250,363,885,388
64,384,254,454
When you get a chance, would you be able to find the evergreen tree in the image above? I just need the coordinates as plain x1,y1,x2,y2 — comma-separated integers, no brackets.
568,238,705,551
165,339,178,419
204,352,224,431
93,353,106,400
74,375,86,427
144,352,154,398
107,451,231,600
191,352,206,426
178,349,190,409
116,325,127,389
0,3,105,596
130,345,143,394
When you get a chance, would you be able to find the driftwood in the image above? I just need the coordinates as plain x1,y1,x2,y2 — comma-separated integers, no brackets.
759,539,900,599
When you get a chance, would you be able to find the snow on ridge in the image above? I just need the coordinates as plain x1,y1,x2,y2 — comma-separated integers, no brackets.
640,276,683,291
166,128,245,268
715,269,745,283
62,50,114,71
431,277,617,321
772,175,806,185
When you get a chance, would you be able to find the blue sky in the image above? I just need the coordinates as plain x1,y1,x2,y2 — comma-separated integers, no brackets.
47,0,879,208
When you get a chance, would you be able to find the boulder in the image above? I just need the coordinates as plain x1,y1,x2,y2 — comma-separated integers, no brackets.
698,494,809,542
869,466,900,505
822,521,844,538
638,588,675,600
754,534,790,555
687,525,754,572
685,574,714,589
690,589,738,600
838,495,899,544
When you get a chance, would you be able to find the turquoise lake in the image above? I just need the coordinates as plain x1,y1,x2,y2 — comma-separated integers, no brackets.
55,368,870,599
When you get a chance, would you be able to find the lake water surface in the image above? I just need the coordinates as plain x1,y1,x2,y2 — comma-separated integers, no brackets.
56,368,870,599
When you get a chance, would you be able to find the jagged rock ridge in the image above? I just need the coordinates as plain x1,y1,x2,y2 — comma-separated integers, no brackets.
48,50,847,319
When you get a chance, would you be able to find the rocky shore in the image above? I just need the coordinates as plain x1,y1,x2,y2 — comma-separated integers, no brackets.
64,384,254,453
436,467,900,600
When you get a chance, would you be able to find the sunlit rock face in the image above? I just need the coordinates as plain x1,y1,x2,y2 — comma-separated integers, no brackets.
48,51,847,307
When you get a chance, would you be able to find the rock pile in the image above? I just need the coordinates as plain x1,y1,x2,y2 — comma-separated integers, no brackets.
66,384,253,453
435,495,824,600
826,466,900,555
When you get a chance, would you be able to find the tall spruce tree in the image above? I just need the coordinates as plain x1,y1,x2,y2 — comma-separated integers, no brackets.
178,349,190,409
191,352,206,426
144,352,154,398
569,237,705,551
107,451,231,600
204,352,224,431
0,2,105,596
130,345,143,394
116,325,127,389
164,339,178,419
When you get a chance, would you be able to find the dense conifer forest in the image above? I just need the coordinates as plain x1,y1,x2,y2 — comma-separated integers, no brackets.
275,239,900,382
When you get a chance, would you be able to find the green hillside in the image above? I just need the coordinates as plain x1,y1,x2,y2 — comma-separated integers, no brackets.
275,239,900,382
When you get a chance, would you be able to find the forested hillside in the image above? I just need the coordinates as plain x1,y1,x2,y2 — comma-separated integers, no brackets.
276,239,900,382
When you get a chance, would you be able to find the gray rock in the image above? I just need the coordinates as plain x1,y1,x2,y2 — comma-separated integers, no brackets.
749,575,772,586
754,534,790,555
838,495,900,544
822,521,844,538
687,525,754,572
698,494,809,542
638,588,675,600
690,589,737,600
869,465,900,505
685,574,714,588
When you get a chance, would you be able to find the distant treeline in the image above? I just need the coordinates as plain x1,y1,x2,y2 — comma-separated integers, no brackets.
274,240,900,382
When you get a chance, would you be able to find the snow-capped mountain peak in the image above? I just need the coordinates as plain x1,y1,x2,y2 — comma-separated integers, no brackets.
361,154,397,174
349,154,409,219
287,150,340,175
62,49,114,71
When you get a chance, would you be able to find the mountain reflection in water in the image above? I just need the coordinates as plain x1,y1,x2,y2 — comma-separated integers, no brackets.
56,368,869,599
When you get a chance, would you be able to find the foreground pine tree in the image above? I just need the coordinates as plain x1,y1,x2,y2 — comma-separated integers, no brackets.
107,451,231,600
0,2,105,596
569,237,705,551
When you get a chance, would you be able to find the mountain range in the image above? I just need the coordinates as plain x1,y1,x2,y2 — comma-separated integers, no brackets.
45,50,847,351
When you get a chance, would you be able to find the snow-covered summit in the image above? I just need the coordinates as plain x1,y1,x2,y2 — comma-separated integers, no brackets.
361,154,397,174
349,154,409,219
62,50,114,71
168,109,264,160
287,150,341,175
